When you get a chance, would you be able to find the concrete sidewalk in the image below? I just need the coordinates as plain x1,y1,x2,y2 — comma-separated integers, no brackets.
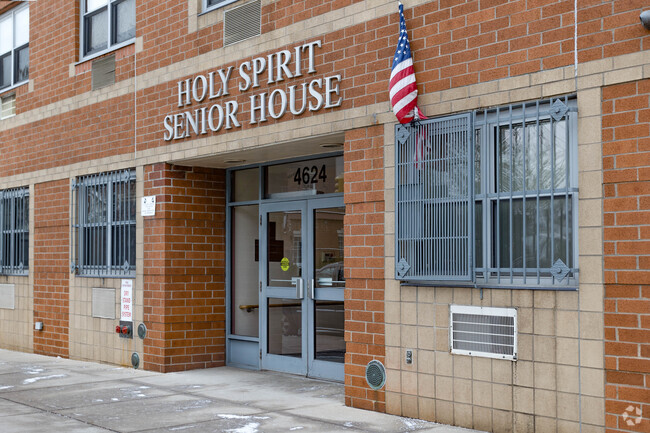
0,349,482,433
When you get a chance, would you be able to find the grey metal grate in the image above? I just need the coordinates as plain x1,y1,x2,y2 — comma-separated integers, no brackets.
395,113,473,282
72,169,136,277
365,360,386,390
0,187,29,275
450,305,517,360
224,0,261,46
91,54,115,90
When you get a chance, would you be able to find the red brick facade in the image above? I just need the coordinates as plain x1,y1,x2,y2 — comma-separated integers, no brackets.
344,125,386,411
603,79,650,432
1,0,650,430
143,164,226,372
33,180,70,358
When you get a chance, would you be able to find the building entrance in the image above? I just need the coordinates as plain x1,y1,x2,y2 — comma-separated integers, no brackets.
227,155,345,382
260,198,345,381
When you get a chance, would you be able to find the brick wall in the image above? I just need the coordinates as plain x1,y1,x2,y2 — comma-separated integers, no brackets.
344,125,386,411
143,163,226,372
2,1,648,178
602,79,650,432
33,180,70,358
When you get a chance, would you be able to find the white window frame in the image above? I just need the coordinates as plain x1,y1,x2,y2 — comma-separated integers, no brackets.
80,0,135,61
203,0,239,14
0,3,29,91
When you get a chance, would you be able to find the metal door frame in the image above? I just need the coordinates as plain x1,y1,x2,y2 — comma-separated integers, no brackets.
259,196,344,380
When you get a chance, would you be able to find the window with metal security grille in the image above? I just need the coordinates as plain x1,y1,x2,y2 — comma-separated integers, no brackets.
0,4,29,90
81,0,135,58
395,96,578,288
1,93,15,119
73,170,136,277
450,305,517,360
224,0,261,46
0,187,29,275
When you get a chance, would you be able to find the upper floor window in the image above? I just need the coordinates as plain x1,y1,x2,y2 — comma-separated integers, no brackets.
0,4,29,90
204,0,239,12
82,0,135,58
0,187,29,275
395,96,578,289
73,170,136,277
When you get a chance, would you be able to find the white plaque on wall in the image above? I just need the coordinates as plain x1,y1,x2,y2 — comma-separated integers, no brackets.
120,280,133,322
141,196,156,216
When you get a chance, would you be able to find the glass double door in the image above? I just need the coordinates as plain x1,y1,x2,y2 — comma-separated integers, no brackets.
260,197,345,381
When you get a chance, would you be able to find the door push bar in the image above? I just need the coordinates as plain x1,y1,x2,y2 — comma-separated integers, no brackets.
292,277,304,299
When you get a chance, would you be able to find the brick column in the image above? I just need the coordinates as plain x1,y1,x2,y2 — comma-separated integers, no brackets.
602,79,650,431
142,163,226,372
344,125,386,412
33,180,70,357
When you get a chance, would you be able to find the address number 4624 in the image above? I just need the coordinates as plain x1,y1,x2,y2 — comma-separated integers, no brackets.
294,165,327,185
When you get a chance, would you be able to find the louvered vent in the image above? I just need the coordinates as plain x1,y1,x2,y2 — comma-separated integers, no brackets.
91,54,115,90
224,0,261,46
450,305,517,360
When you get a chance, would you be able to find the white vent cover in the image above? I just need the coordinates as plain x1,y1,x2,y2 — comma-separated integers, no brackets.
0,284,15,310
449,305,517,360
92,287,116,319
224,0,261,46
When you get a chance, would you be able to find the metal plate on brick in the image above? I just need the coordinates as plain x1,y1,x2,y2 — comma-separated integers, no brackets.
91,54,115,90
450,305,517,360
92,287,116,319
224,0,261,46
0,284,15,310
365,360,386,390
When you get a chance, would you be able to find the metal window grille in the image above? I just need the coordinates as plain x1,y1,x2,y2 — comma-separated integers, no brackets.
395,96,578,288
450,305,517,360
73,169,136,277
0,187,29,275
395,113,473,281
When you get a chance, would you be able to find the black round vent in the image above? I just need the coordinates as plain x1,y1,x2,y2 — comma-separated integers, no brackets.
365,360,386,390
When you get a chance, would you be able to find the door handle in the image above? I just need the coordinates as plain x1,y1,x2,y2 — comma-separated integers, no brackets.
308,279,315,300
292,277,304,299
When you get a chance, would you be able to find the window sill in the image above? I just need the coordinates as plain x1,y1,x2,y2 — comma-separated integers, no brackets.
200,0,239,16
75,272,136,279
398,280,578,291
77,39,135,66
0,80,27,97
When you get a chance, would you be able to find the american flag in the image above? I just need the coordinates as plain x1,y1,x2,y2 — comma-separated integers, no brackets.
389,2,426,124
